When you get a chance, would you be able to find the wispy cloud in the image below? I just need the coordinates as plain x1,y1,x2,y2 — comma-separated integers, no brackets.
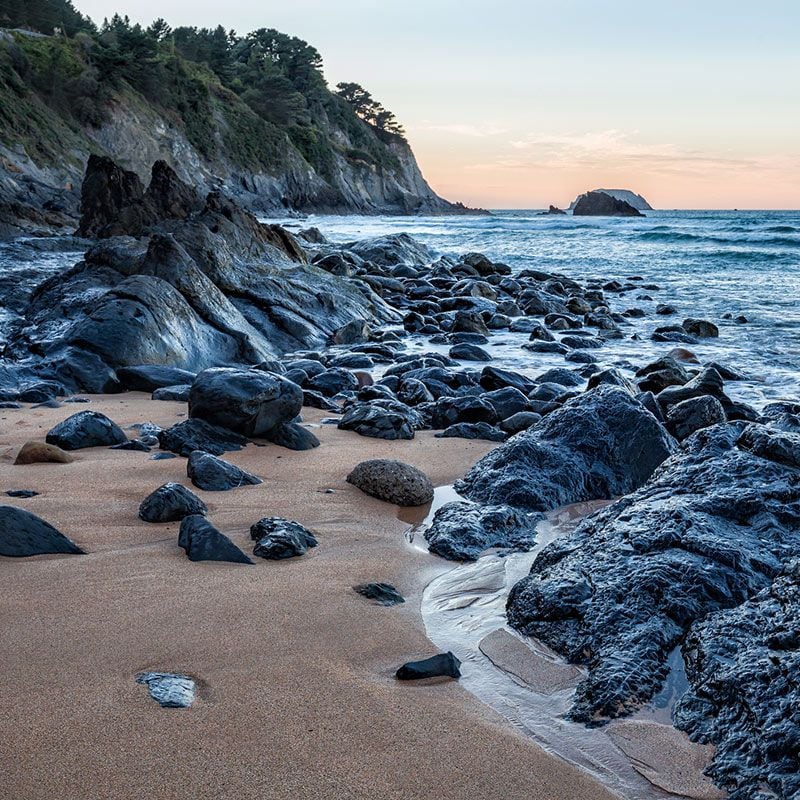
414,122,508,138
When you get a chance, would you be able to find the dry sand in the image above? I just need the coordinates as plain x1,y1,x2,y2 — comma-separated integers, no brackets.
0,395,619,800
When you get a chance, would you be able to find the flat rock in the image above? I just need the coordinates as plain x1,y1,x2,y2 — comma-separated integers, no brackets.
346,459,434,507
46,411,127,450
0,505,83,557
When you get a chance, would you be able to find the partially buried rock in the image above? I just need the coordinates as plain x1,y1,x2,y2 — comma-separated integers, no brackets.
347,459,434,507
0,505,83,557
136,672,196,708
396,652,461,680
187,451,261,491
424,500,536,561
178,514,252,563
250,517,318,559
5,490,39,498
354,582,405,606
46,411,127,450
111,439,151,452
139,483,208,523
14,441,73,465
158,418,249,457
265,422,320,451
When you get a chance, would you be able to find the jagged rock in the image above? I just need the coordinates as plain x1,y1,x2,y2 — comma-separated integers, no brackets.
158,418,249,457
506,422,800,727
434,422,507,442
117,365,197,392
46,411,127,450
354,583,405,605
457,386,675,511
396,652,462,680
346,460,434,507
674,563,800,800
346,233,432,267
136,672,196,708
666,395,726,440
0,505,83,557
427,395,497,429
572,191,644,217
424,501,536,561
186,451,261,492
250,517,318,559
178,514,253,563
188,368,303,440
338,403,415,440
14,441,74,465
139,483,208,523
541,205,567,215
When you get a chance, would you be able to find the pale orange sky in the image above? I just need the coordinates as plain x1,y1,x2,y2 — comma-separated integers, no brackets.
78,0,800,209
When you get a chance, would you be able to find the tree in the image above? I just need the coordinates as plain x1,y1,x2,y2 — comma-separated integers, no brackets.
335,81,405,137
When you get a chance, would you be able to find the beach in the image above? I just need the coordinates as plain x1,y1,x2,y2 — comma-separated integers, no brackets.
0,395,618,800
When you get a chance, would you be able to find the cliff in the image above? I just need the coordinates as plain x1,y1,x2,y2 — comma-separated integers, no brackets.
0,20,471,237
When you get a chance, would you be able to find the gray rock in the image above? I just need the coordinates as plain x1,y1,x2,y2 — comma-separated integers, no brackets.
152,384,191,402
0,505,83,557
666,395,726,440
457,386,675,512
347,459,434,506
250,517,318,559
46,411,127,450
434,422,507,442
424,500,537,561
139,483,208,523
136,672,196,708
186,451,261,492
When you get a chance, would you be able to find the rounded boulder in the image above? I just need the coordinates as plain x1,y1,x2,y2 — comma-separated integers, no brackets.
346,459,434,507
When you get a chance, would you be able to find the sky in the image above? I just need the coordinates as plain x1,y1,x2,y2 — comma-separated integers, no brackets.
75,0,800,209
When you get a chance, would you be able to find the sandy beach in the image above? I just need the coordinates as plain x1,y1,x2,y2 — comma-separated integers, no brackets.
0,395,618,800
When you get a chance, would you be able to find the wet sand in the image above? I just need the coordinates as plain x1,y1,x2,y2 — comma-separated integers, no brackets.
0,395,618,800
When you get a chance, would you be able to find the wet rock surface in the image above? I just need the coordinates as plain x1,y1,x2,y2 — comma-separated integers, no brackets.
353,583,405,606
178,514,253,564
46,411,127,450
158,418,249,457
346,459,434,507
250,517,318,560
0,505,83,557
457,386,675,512
506,422,800,738
424,500,537,562
186,451,261,492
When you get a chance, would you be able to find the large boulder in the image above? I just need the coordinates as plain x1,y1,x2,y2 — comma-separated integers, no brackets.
0,505,83,557
457,386,675,511
572,191,644,217
188,368,302,441
346,460,434,507
506,422,800,734
46,411,127,450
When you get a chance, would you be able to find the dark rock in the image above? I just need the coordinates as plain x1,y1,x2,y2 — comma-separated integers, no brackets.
682,318,719,338
151,452,177,460
188,368,303,439
338,403,415,440
449,343,492,362
656,303,677,315
347,460,434,507
457,386,675,512
483,387,530,420
329,319,370,345
139,482,208,523
117,365,197,393
307,368,359,397
572,191,644,217
396,652,462,680
424,501,536,561
265,422,320,451
110,439,151,452
541,205,567,215
354,582,405,605
535,368,584,388
250,517,318,559
586,368,636,394
0,505,83,557
46,411,127,450
435,422,507,442
158,418,249,457
500,411,542,434
178,515,253,564
506,422,800,727
666,395,726,440
428,395,496,429
186,451,261,491
5,490,39,498
152,385,191,402
479,366,536,394
396,378,435,407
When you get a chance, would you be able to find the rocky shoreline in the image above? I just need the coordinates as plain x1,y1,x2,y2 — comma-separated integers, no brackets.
2,159,798,799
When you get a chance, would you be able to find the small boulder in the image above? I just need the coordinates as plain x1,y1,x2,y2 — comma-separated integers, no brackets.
46,411,127,450
0,505,83,557
396,652,462,680
136,672,196,708
682,318,719,338
14,441,74,465
354,583,405,606
139,483,208,523
158,418,249,457
250,517,318,559
347,460,434,507
666,396,727,441
178,515,253,563
187,451,261,492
